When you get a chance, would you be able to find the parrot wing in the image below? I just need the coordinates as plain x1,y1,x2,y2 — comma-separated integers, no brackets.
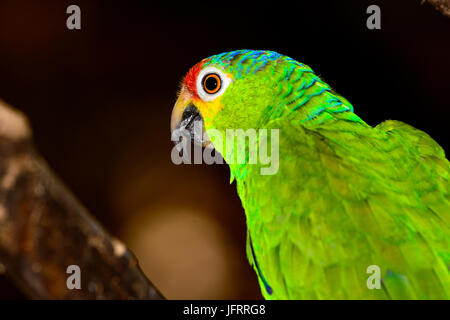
242,118,450,299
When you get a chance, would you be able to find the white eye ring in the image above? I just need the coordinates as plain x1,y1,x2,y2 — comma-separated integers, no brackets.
196,66,231,102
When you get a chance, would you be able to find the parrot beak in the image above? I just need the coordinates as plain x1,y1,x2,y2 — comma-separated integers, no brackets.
171,86,211,147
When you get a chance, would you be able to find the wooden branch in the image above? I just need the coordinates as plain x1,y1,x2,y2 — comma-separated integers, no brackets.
0,100,164,299
425,0,450,17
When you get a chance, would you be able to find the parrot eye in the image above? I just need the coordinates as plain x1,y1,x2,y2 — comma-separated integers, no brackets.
202,73,221,94
195,66,231,102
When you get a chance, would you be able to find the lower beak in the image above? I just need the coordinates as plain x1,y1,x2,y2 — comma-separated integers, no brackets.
171,90,211,147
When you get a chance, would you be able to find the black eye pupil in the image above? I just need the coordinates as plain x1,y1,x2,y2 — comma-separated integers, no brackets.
203,74,221,93
205,77,217,90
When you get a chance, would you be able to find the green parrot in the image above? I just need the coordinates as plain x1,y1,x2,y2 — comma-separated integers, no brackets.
170,50,450,299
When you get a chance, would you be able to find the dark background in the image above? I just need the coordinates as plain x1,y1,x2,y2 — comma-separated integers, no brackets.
0,0,448,299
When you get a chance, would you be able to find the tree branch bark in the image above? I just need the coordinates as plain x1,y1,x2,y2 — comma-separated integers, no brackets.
425,0,450,17
0,100,164,299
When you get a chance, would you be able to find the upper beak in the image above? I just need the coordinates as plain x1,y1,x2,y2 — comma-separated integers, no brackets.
170,86,211,147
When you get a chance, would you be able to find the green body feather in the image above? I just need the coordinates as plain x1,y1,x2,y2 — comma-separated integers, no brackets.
199,50,450,299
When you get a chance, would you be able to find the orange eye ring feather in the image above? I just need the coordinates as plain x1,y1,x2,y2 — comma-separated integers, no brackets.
202,73,221,94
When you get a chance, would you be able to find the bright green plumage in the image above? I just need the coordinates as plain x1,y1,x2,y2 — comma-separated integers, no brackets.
179,50,450,299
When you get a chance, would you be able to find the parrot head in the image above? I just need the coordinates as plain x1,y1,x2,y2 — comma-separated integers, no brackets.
171,49,357,161
171,50,286,148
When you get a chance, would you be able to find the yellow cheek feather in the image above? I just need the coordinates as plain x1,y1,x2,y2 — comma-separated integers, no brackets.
193,72,232,128
193,95,224,129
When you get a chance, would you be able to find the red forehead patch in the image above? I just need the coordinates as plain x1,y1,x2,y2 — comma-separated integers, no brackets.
184,60,208,97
